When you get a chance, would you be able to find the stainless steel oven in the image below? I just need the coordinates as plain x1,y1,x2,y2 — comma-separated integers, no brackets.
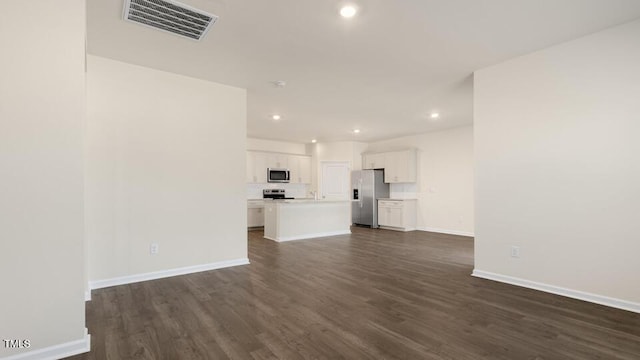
263,189,294,199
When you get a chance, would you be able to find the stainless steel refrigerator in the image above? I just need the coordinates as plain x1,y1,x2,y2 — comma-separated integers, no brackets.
351,170,389,228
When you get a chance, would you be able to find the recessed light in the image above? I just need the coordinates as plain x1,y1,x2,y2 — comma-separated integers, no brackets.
340,5,357,18
272,114,281,121
353,129,361,134
430,112,440,119
311,139,317,143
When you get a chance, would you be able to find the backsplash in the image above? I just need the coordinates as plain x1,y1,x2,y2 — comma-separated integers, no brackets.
248,182,414,200
389,183,418,199
247,183,310,199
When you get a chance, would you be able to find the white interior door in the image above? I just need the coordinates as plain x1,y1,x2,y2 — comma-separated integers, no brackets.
321,161,350,200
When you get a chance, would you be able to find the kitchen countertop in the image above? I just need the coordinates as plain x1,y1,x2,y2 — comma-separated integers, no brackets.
265,199,350,204
248,198,333,202
377,198,418,201
250,198,356,205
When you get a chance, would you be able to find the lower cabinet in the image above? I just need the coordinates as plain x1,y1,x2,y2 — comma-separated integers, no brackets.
248,204,265,228
377,199,417,231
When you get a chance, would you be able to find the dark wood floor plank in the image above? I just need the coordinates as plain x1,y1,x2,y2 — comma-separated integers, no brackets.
68,227,640,360
255,331,305,360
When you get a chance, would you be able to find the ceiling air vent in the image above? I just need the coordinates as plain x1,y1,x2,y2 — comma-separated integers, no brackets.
123,0,218,41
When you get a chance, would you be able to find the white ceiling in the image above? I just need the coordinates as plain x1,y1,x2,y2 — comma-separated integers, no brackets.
87,0,640,143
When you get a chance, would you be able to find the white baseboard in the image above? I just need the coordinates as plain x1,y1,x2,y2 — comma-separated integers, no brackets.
1,328,90,360
89,258,250,290
379,226,416,232
472,269,640,314
265,230,351,242
418,227,474,237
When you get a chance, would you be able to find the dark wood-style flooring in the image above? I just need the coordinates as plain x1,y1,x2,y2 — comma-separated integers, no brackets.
69,227,640,359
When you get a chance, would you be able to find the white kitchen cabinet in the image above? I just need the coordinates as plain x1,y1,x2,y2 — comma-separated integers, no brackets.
289,155,312,184
247,151,267,183
246,152,253,183
362,149,417,183
247,151,311,184
266,153,289,169
377,199,417,231
247,202,265,228
384,149,417,183
362,153,386,170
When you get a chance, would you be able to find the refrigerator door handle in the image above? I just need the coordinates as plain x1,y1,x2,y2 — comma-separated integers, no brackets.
359,179,363,208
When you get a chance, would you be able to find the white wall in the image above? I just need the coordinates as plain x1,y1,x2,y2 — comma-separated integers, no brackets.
247,137,307,155
313,141,367,169
474,20,640,308
0,0,88,357
86,56,248,283
367,126,474,236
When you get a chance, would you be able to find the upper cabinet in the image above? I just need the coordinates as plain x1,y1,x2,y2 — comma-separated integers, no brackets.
362,149,417,183
289,155,312,184
287,154,312,184
247,151,268,183
247,151,312,184
266,153,289,169
384,150,417,183
362,153,386,170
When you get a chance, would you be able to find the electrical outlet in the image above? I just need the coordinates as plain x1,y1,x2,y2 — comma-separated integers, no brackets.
510,246,520,258
150,243,159,255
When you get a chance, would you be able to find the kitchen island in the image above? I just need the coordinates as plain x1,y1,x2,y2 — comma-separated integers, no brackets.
263,199,351,242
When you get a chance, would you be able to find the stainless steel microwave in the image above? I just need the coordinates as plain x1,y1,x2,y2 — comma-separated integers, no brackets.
267,168,290,183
